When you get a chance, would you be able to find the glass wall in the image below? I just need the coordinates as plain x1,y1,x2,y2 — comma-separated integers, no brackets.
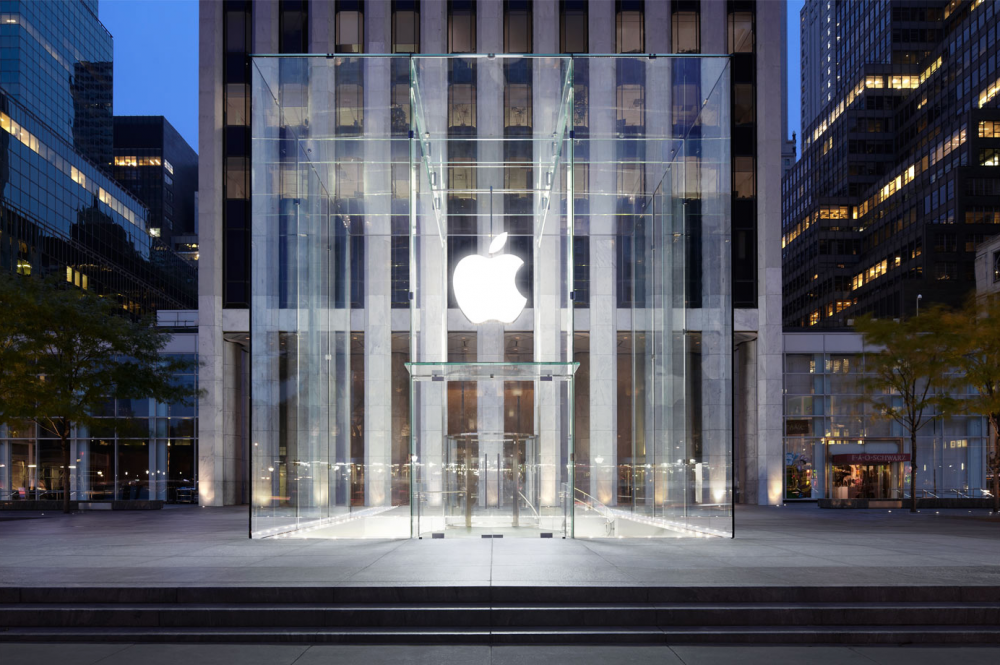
250,55,732,539
783,352,991,501
0,350,198,504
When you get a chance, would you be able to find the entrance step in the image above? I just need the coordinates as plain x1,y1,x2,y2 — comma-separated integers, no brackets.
1,586,997,645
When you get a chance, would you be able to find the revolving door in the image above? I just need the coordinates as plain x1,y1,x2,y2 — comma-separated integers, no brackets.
407,362,577,538
443,432,537,531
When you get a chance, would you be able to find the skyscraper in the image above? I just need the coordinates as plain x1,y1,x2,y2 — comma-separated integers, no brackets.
113,116,199,254
783,0,1000,328
799,0,836,131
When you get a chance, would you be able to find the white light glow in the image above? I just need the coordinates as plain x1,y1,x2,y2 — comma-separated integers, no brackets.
453,233,527,324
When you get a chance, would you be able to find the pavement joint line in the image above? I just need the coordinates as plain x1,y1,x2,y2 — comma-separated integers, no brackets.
76,641,135,665
848,645,892,665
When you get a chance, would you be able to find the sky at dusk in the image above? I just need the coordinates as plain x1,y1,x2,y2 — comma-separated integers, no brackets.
96,0,805,161
787,0,804,157
99,0,199,151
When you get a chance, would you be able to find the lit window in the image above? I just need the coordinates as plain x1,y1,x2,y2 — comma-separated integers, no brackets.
164,159,174,175
336,1,364,53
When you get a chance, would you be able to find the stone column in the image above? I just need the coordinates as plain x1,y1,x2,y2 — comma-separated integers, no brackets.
588,0,618,507
198,0,224,507
363,4,394,507
756,1,786,505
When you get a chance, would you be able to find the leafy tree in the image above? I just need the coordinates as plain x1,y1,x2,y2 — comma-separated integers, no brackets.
0,273,200,513
854,307,956,513
944,296,1000,514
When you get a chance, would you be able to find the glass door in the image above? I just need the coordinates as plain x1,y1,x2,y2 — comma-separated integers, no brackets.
408,362,576,538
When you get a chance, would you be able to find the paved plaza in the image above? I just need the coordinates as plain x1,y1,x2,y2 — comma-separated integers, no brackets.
0,504,996,588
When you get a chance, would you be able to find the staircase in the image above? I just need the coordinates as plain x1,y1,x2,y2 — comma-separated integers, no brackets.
2,586,998,644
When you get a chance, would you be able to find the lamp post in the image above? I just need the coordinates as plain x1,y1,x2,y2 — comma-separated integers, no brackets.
916,293,922,318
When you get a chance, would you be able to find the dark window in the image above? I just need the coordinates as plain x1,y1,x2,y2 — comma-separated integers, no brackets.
336,0,364,53
672,1,700,54
279,0,308,53
560,0,588,54
448,0,476,53
392,0,420,53
616,0,644,54
504,1,533,53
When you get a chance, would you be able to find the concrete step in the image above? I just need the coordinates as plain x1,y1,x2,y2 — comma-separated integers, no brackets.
1,602,997,629
4,585,999,604
0,625,998,645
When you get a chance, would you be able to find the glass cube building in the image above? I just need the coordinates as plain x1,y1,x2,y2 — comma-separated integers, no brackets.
247,54,732,539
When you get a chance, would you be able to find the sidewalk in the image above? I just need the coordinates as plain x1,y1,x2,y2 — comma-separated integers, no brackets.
0,504,996,588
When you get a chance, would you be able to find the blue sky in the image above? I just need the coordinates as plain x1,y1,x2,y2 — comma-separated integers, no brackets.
97,0,805,159
787,0,804,156
99,0,199,151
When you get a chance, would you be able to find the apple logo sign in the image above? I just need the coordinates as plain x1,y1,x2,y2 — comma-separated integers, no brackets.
453,232,527,324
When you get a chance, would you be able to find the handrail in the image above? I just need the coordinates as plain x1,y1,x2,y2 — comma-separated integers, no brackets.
574,487,616,536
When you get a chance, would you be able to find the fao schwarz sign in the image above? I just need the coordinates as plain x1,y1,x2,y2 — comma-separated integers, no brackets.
831,453,911,464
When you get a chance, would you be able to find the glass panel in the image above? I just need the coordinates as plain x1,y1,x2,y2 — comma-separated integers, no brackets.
248,55,732,540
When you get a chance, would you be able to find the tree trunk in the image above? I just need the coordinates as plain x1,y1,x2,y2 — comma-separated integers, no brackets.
910,431,918,513
60,420,71,514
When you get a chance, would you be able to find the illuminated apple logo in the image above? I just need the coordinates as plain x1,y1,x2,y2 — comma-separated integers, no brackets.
453,232,527,324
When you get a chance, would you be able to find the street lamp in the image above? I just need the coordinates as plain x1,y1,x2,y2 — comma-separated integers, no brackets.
916,293,922,317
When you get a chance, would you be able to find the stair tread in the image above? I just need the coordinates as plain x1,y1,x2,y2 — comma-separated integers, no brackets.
2,625,998,634
4,601,998,610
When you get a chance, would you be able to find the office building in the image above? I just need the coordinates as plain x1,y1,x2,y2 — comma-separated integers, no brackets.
0,0,195,310
784,0,1000,328
113,116,199,255
198,0,786,538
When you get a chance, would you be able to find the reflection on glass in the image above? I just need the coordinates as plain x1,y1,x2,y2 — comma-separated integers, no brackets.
249,55,733,539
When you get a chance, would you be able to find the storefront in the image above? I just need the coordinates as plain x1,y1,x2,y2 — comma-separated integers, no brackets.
782,334,993,503
247,54,734,539
829,452,908,500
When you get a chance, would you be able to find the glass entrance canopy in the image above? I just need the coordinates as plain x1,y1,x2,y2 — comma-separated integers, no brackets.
249,55,732,540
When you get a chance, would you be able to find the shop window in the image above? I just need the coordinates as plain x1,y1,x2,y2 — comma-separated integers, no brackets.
560,0,588,54
616,0,644,54
392,0,420,53
504,0,532,53
672,2,700,54
448,0,476,53
336,1,364,54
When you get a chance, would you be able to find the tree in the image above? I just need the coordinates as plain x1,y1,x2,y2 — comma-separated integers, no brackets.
945,296,1000,514
0,272,200,513
854,307,956,513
